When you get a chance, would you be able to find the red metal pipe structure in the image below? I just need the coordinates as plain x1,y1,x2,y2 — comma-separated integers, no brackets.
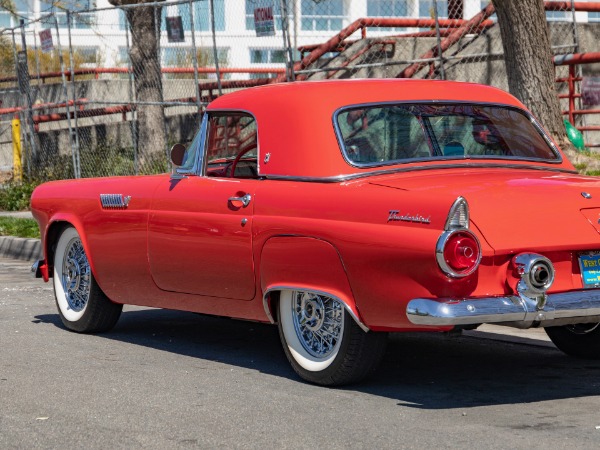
0,67,285,84
397,3,496,79
554,52,600,144
544,2,600,12
0,99,87,116
281,17,496,82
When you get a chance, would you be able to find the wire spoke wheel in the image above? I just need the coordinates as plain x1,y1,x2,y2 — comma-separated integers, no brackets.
61,237,91,313
278,289,387,386
291,291,344,358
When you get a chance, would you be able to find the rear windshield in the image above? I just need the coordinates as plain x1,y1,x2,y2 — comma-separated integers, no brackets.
335,103,559,166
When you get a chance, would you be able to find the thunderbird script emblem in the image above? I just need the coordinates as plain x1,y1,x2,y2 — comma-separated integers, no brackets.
388,210,431,224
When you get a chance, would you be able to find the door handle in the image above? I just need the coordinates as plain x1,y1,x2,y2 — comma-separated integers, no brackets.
228,193,252,208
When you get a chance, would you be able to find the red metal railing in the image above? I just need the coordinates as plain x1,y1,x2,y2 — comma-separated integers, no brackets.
554,52,600,147
0,67,285,85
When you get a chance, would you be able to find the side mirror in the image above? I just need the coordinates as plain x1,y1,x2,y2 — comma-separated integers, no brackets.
170,143,186,166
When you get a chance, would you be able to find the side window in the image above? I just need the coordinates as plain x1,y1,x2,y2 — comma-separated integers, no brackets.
205,114,258,178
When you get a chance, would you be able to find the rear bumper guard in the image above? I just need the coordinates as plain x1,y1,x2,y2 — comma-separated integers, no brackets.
407,289,600,328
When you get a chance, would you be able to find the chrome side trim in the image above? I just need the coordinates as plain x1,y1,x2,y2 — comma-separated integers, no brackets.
262,164,576,184
407,289,600,328
262,286,369,332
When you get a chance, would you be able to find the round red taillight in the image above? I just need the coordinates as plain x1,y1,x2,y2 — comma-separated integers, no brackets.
437,230,481,277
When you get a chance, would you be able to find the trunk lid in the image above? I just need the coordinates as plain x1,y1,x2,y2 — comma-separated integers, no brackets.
370,167,600,253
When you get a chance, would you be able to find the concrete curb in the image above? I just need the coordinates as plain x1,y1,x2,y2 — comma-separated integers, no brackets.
0,236,42,262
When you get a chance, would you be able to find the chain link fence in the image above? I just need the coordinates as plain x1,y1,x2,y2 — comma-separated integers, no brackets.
0,0,598,182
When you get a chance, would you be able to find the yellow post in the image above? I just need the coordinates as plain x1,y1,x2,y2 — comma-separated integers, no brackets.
11,117,22,182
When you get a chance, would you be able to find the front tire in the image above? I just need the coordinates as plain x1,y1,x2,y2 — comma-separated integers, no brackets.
53,226,122,333
277,290,387,386
545,323,600,359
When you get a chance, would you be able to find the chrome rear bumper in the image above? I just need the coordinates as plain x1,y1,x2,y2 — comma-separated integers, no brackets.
407,289,600,328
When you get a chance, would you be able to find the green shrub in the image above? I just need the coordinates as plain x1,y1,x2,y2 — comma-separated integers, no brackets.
0,181,38,211
0,217,40,238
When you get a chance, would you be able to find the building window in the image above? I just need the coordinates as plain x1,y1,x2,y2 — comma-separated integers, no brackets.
419,0,448,18
546,11,569,21
161,47,229,67
193,0,225,31
250,48,286,64
0,11,12,28
40,0,96,29
158,0,225,33
301,0,344,31
1,0,30,28
368,0,409,18
245,0,291,31
75,46,98,65
367,0,409,32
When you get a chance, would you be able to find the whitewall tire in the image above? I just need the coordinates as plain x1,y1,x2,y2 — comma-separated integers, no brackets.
53,226,122,333
277,290,387,386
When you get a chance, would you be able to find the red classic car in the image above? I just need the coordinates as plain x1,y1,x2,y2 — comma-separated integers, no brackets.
31,79,600,385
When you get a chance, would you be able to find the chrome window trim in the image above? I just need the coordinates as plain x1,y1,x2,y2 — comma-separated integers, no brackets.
332,100,563,169
200,109,260,178
262,163,577,183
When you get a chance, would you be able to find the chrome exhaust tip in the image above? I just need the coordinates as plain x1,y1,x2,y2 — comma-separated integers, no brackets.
512,253,555,310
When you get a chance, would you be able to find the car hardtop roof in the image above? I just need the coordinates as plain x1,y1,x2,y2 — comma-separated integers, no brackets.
206,79,526,113
203,79,564,180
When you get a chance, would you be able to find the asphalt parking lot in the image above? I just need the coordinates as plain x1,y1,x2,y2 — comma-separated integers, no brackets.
2,256,600,449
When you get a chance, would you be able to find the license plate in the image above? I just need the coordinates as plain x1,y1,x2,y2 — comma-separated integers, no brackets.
579,252,600,288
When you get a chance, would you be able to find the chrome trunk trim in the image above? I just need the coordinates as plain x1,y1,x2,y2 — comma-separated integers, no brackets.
407,289,600,328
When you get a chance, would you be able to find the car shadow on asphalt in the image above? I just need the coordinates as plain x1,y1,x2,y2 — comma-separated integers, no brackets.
35,308,600,409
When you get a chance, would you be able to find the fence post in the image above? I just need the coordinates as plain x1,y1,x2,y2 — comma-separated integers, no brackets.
16,22,38,176
188,0,203,121
153,3,168,158
124,9,139,175
54,13,80,179
209,0,222,96
32,28,42,86
568,63,575,125
280,0,295,82
66,10,82,177
432,0,446,80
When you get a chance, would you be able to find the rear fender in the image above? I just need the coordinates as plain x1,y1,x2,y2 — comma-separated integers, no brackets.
260,236,367,331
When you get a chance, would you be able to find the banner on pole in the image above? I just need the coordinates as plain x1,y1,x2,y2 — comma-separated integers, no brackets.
39,29,53,53
166,16,185,43
254,4,275,37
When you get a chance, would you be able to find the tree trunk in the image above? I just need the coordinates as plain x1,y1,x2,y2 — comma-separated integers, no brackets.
126,5,166,169
491,0,573,152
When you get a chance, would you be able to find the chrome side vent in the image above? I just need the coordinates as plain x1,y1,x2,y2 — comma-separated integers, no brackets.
100,194,131,209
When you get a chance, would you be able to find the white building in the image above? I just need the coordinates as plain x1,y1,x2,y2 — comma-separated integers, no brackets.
1,0,597,76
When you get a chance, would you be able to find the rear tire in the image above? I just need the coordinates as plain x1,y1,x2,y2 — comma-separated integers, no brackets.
545,323,600,359
277,290,387,386
53,226,122,333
